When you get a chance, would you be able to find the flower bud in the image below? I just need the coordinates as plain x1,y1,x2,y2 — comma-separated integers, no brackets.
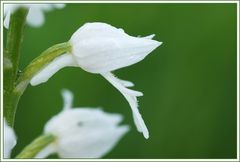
69,22,162,73
31,22,162,139
36,90,129,158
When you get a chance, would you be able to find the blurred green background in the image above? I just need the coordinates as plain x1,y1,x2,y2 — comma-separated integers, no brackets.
6,3,237,159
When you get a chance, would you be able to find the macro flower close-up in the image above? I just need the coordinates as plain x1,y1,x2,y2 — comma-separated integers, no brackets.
30,22,162,139
1,1,238,161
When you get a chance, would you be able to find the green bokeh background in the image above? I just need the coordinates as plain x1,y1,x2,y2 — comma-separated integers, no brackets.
6,3,237,159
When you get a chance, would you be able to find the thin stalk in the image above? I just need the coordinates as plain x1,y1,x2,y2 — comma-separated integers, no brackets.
16,134,55,158
4,8,28,127
15,42,71,94
8,42,72,127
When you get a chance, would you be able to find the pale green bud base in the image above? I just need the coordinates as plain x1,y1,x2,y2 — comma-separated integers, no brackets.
16,134,55,158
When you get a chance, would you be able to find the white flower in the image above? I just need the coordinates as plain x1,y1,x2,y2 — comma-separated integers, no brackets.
3,3,65,28
31,22,162,139
35,89,129,158
4,119,17,158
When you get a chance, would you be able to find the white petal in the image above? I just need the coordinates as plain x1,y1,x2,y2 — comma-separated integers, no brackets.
26,7,45,27
4,11,11,29
34,144,56,158
4,4,65,28
61,89,74,110
70,22,127,44
52,4,66,9
33,4,65,11
3,4,29,29
44,107,129,158
43,90,129,158
119,79,134,87
101,72,149,139
70,22,162,73
143,34,155,39
58,125,129,158
30,53,78,86
31,4,53,11
45,108,124,136
4,4,11,15
4,119,17,158
26,4,64,26
4,4,27,16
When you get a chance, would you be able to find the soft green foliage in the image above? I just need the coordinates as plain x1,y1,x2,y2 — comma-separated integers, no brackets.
5,3,237,158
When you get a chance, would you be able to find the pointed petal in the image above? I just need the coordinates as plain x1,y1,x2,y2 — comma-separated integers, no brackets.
72,36,162,73
57,125,129,158
70,22,162,73
4,11,11,29
30,53,78,86
119,79,134,87
52,4,66,9
44,105,129,158
143,34,155,39
112,75,143,95
26,7,45,27
133,113,142,132
70,22,127,44
61,89,74,110
4,4,65,28
4,4,11,15
101,72,149,139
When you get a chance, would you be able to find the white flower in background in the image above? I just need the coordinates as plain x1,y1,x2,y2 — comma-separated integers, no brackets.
31,22,162,139
35,89,129,158
4,119,17,158
3,3,65,28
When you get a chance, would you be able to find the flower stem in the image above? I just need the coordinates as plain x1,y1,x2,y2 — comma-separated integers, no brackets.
7,42,72,127
16,134,55,159
4,8,28,127
15,42,72,94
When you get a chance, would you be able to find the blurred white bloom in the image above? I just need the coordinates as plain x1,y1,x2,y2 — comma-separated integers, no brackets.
3,3,65,28
31,22,162,139
36,89,129,158
4,119,17,158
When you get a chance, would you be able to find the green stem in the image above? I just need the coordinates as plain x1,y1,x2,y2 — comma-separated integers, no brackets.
7,42,72,127
16,134,55,158
15,42,72,94
4,8,28,127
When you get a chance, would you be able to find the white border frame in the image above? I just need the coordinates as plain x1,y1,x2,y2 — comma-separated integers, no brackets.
1,1,239,162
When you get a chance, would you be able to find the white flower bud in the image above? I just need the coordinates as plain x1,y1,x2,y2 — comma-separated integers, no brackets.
69,22,162,73
31,22,162,139
3,4,65,29
36,90,129,158
4,119,17,158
